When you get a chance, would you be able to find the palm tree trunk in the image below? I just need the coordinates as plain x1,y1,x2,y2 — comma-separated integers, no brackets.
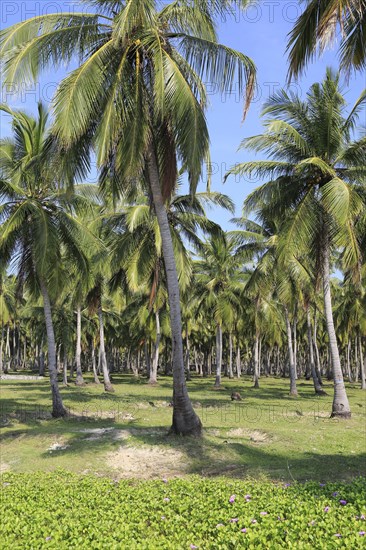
359,336,365,390
253,330,260,388
321,232,351,418
91,342,100,384
306,305,324,395
39,278,67,417
215,324,222,387
149,310,160,385
228,333,234,379
0,324,4,374
284,307,298,397
98,304,114,392
63,346,68,386
236,343,241,378
147,145,201,435
75,305,85,386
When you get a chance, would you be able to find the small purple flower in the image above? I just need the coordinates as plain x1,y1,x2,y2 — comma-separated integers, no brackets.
324,506,330,512
260,511,268,516
361,515,366,520
163,498,170,502
190,545,198,549
244,494,251,499
216,523,224,528
241,528,247,533
230,518,239,523
339,500,347,506
161,516,166,520
45,537,52,542
334,534,342,538
229,494,236,503
162,478,168,483
332,492,338,497
359,532,366,536
319,483,325,487
251,519,257,524
308,520,316,526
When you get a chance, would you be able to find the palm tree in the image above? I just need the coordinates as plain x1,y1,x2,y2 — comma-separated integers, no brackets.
0,0,256,435
195,232,245,387
0,104,91,417
226,69,366,418
287,0,366,79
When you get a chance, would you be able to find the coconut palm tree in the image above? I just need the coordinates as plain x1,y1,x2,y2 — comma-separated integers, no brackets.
195,232,246,387
287,0,366,79
226,69,366,418
0,103,91,417
0,0,255,434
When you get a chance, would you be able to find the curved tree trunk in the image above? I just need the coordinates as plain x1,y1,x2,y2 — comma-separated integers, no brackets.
147,146,201,435
149,310,160,385
215,324,222,387
75,305,85,386
321,233,351,417
98,304,114,392
39,278,67,417
284,307,298,397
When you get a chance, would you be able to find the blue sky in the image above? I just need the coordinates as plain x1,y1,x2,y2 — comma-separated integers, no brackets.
1,1,365,229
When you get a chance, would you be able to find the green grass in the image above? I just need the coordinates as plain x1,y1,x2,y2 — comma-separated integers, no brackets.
1,473,366,549
1,374,365,481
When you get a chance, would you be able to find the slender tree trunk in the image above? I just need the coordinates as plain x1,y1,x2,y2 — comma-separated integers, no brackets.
63,346,68,386
98,304,114,392
284,307,298,396
39,337,45,376
149,310,160,385
321,232,351,417
0,324,4,374
359,336,365,390
75,305,85,386
5,325,10,373
253,330,260,388
147,146,201,435
236,343,241,378
144,340,151,378
39,278,67,417
306,305,324,395
185,328,191,381
91,343,101,384
215,324,222,387
228,333,234,378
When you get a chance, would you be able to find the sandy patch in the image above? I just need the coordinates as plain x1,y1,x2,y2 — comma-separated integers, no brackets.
106,445,187,479
47,442,70,452
226,428,270,442
0,463,10,473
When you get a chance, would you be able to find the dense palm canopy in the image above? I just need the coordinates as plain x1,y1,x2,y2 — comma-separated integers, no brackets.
226,69,366,416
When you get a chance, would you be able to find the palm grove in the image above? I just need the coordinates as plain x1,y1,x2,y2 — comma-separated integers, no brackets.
0,1,365,434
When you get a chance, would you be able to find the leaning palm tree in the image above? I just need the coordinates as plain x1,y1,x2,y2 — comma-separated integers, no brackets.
0,0,256,435
287,0,366,79
0,104,91,417
226,69,366,418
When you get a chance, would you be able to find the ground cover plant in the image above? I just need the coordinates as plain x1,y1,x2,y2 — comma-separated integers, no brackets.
1,472,366,549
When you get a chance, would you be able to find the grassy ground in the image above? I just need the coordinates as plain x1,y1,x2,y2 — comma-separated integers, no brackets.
1,374,365,482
